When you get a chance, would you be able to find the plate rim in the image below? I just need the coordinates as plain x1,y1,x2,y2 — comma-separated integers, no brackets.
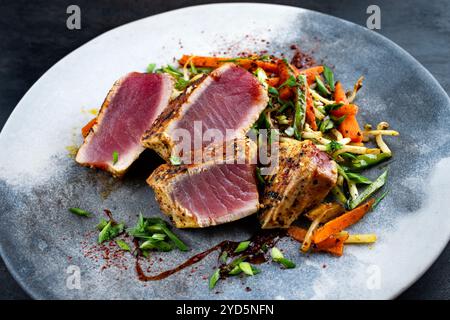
0,2,449,300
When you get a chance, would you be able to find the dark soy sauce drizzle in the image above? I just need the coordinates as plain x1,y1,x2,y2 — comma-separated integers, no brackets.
135,229,287,282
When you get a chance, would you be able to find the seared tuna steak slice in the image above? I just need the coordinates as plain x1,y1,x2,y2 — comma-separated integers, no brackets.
76,72,173,177
147,139,259,228
259,139,338,229
141,63,268,161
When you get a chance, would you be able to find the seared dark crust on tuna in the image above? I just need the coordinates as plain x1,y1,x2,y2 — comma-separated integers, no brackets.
259,139,338,228
141,63,268,162
147,138,259,228
76,72,173,177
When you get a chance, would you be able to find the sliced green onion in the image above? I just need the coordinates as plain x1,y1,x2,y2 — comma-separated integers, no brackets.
319,116,334,132
229,256,247,269
209,268,221,290
68,207,92,218
219,251,228,264
160,224,188,251
278,75,297,89
326,140,343,153
112,151,119,165
234,241,251,253
189,60,197,74
151,233,166,241
98,221,112,244
115,239,131,251
268,87,279,95
324,103,344,113
346,172,372,185
96,218,108,231
350,153,391,170
228,265,242,275
373,190,389,208
254,68,268,90
271,247,296,268
315,76,331,96
251,266,261,274
239,262,254,276
271,247,284,260
277,258,296,269
323,65,335,91
146,63,156,73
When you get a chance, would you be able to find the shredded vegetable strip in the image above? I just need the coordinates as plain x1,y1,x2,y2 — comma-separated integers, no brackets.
345,234,377,244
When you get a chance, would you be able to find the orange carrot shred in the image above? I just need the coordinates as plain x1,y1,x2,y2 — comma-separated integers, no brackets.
298,66,324,85
81,118,97,138
330,103,359,118
338,114,363,143
178,55,278,73
305,86,318,130
315,240,345,256
313,199,375,243
287,226,307,242
334,81,348,104
267,77,280,87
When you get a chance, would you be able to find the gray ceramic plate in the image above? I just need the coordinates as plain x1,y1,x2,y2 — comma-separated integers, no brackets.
1,3,449,300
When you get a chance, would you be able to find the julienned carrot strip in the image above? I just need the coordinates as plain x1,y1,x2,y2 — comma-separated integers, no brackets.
178,55,278,73
179,55,223,68
330,103,359,117
334,81,348,104
298,66,324,85
287,226,346,256
314,233,349,250
313,199,375,243
338,114,363,142
332,81,362,141
316,240,345,256
81,118,97,138
287,226,308,242
277,60,294,100
305,87,318,130
267,77,280,87
238,60,279,73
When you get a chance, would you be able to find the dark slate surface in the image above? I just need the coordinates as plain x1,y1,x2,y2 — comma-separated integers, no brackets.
0,0,448,300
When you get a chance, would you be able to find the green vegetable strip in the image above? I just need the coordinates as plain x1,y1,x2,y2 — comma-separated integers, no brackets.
160,224,189,251
346,172,372,185
98,221,112,244
239,262,254,276
293,75,307,140
277,258,296,269
228,265,242,275
116,239,131,251
209,268,221,290
112,151,119,164
315,75,331,96
324,102,344,113
146,63,156,73
350,153,391,170
332,186,348,204
219,251,228,264
234,241,251,253
373,190,389,208
349,171,388,209
323,65,335,91
68,207,92,217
